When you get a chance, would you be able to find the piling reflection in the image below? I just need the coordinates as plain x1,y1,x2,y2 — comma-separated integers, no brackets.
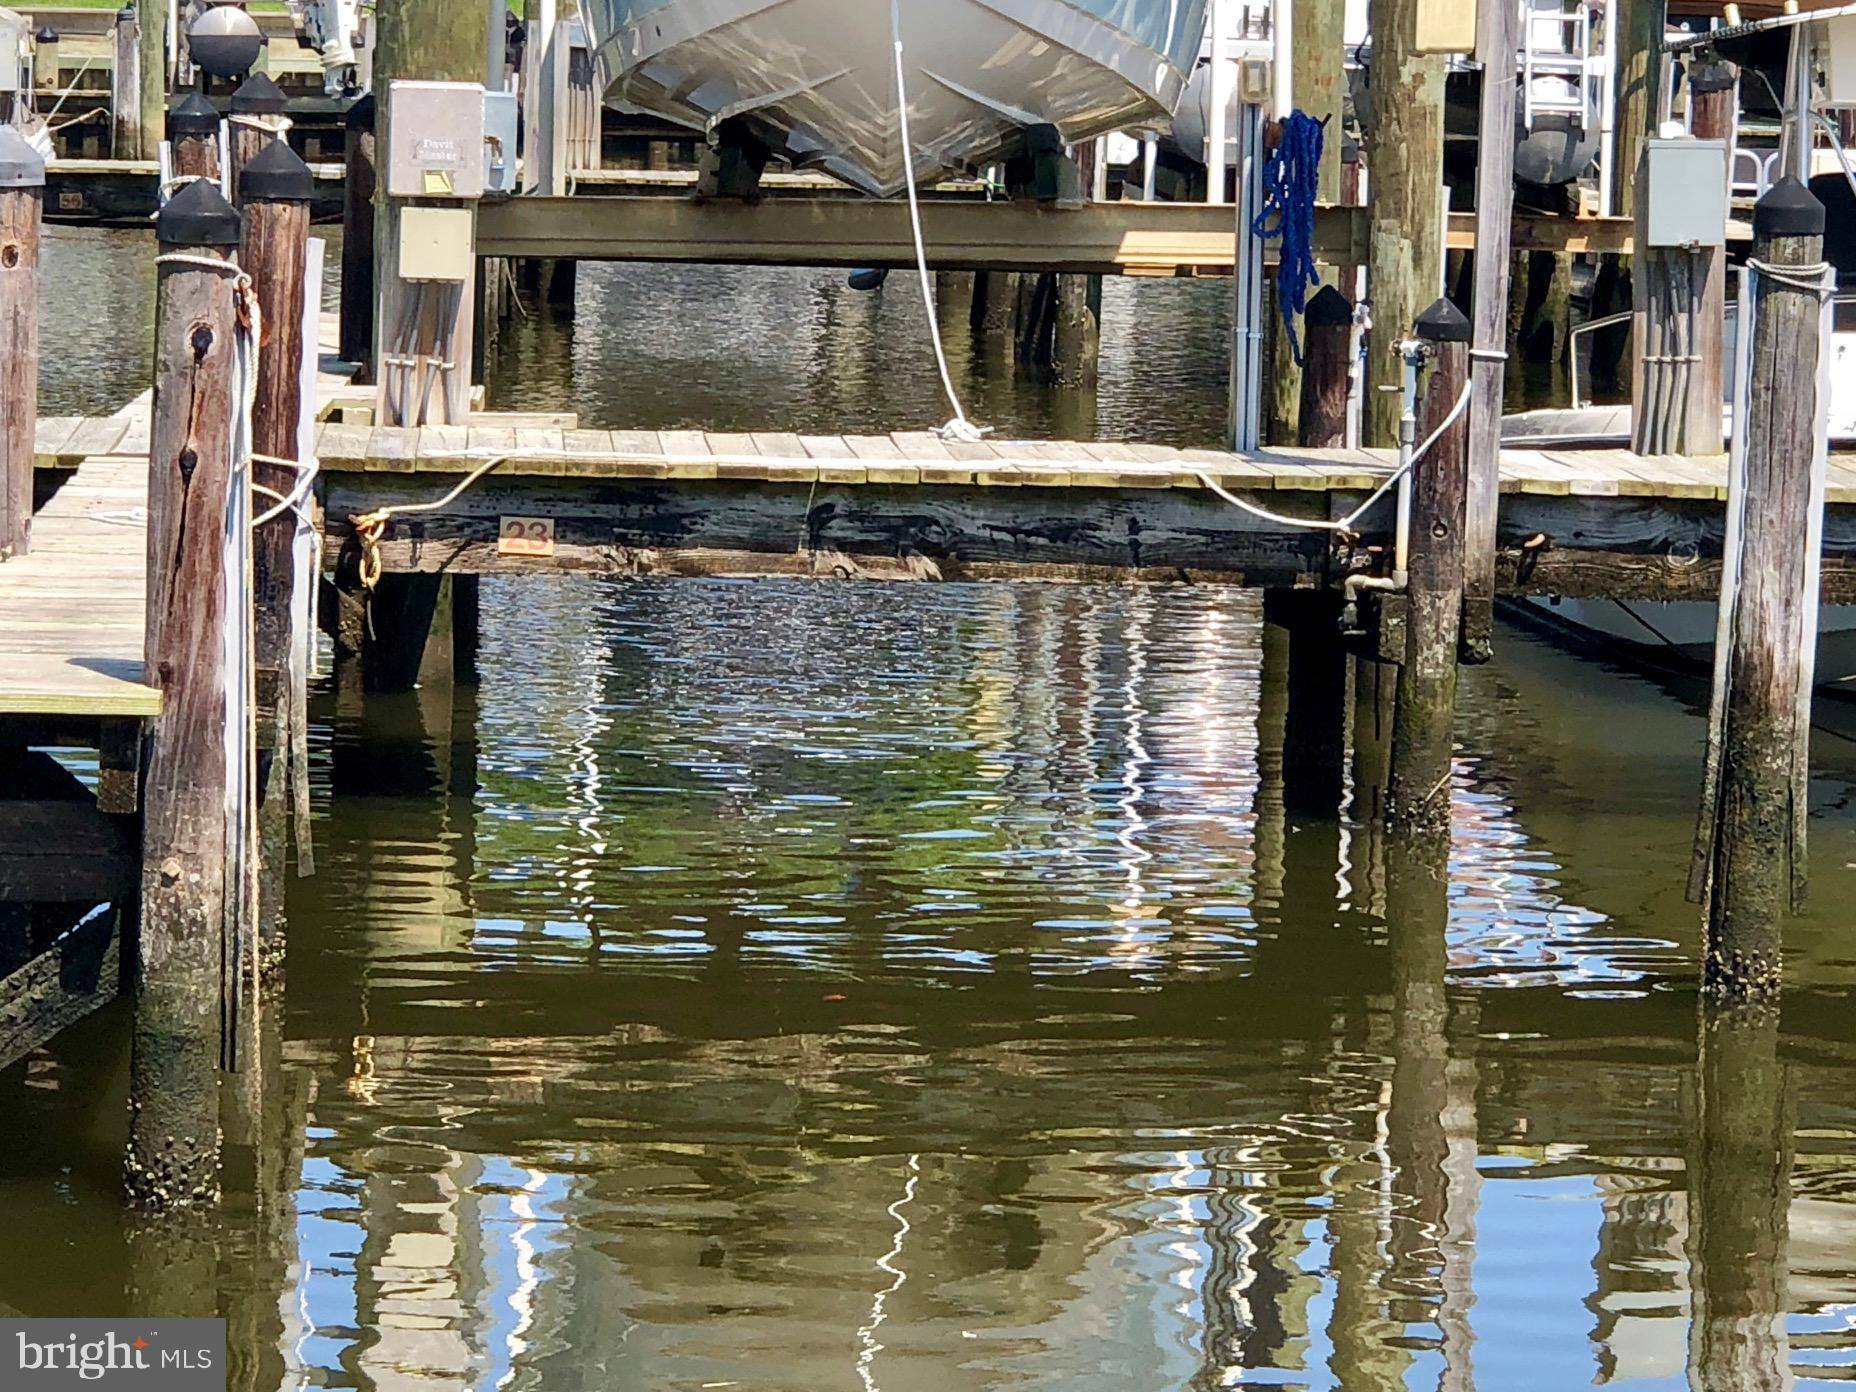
9,580,1856,1389
1687,1004,1792,1392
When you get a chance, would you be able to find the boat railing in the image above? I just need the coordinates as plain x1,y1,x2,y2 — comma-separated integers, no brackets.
1567,293,1856,412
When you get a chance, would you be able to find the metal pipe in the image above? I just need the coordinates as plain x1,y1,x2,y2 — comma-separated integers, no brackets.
1599,0,1619,217
1207,0,1228,204
1394,341,1424,584
1272,0,1292,121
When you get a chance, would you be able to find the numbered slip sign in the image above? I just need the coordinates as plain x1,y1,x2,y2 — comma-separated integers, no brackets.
498,517,557,557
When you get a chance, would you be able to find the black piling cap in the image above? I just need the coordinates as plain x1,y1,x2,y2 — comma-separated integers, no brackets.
344,91,376,134
1689,61,1737,94
229,71,288,115
1753,175,1825,239
1414,296,1472,344
239,138,313,204
157,178,243,248
167,91,220,138
1304,284,1353,328
35,25,57,43
0,125,46,190
117,3,135,19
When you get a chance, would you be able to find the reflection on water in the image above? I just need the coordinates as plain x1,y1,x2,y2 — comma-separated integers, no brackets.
6,583,1856,1389
12,226,1856,1392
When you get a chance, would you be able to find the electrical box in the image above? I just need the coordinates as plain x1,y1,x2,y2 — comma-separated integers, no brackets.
1639,139,1728,247
398,205,475,282
1415,0,1478,55
1826,14,1856,108
483,89,519,195
386,80,486,199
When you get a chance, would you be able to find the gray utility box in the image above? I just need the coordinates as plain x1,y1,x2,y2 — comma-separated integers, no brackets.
483,90,519,195
1638,139,1728,248
385,79,487,200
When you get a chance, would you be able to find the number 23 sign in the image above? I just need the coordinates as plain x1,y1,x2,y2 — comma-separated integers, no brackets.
498,516,556,557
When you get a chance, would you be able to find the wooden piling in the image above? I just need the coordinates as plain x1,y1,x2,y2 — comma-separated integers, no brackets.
1297,284,1353,449
111,4,143,161
1685,60,1738,459
1051,272,1099,388
135,0,166,163
1462,0,1521,671
1463,0,1520,665
973,270,1020,363
1610,0,1667,221
0,128,44,562
339,93,377,368
1694,178,1827,1004
1266,0,1348,443
1364,0,1448,447
130,180,248,1211
32,25,59,100
239,141,313,980
1388,299,1472,843
167,92,223,183
373,0,490,424
227,73,289,208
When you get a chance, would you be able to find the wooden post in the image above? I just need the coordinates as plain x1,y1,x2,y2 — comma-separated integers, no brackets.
1695,178,1826,1004
1297,284,1352,448
239,140,312,980
1388,299,1472,843
1685,60,1738,459
227,73,288,208
130,180,247,1211
1051,272,1099,388
136,0,167,163
340,93,377,366
1365,0,1448,447
973,270,1021,363
1266,0,1347,442
1610,0,1667,221
112,4,143,160
0,129,43,563
373,0,489,425
1463,0,1520,663
32,26,59,101
167,92,222,182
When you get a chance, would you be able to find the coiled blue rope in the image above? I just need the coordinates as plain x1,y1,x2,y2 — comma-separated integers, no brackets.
1249,110,1327,366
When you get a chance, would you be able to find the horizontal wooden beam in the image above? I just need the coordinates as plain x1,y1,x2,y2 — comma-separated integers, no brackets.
322,473,1856,600
0,801,137,903
475,195,1370,274
0,911,121,1075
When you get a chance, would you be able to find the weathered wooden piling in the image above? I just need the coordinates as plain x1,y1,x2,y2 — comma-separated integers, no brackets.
130,180,249,1211
240,140,314,979
1051,272,1099,388
1297,285,1353,449
167,92,223,183
1364,0,1448,447
227,73,289,208
1267,0,1348,443
1463,0,1520,665
1388,299,1472,842
973,270,1020,363
1693,178,1827,1004
1685,60,1738,458
339,93,377,367
1610,0,1665,220
134,0,166,163
111,4,143,161
373,0,489,423
0,128,43,562
32,25,59,99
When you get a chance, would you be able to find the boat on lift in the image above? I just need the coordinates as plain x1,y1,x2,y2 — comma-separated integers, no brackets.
577,0,1211,196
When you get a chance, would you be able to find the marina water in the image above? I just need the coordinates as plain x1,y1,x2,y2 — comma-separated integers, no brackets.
6,228,1853,1391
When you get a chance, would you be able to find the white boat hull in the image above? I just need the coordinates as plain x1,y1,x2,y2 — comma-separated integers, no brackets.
1523,597,1856,689
581,0,1208,196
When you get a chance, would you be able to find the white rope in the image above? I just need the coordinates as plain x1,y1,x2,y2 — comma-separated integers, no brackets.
1747,258,1837,298
889,0,988,444
1192,379,1473,534
251,452,319,527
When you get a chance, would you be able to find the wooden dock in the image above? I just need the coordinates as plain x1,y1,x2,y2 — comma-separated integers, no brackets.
29,416,1856,599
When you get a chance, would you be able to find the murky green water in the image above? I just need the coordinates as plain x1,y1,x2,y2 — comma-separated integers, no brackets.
6,231,1856,1391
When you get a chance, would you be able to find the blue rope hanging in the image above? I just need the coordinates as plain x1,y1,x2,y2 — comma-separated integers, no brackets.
1249,110,1327,366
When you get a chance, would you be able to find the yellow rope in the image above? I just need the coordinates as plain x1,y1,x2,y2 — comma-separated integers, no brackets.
348,454,510,594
